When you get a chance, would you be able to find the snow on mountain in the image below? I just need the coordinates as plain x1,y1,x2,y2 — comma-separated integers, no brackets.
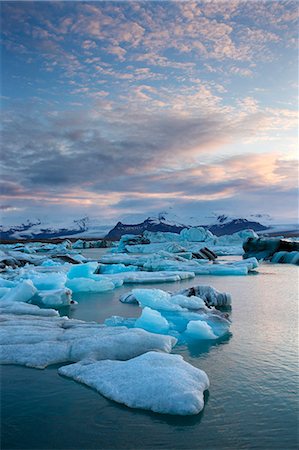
0,216,112,240
1,209,296,241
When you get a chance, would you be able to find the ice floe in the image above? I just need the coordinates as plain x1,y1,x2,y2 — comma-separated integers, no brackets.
107,288,231,343
58,352,209,415
0,301,176,369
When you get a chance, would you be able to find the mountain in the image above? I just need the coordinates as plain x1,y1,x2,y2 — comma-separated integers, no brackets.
105,217,187,240
105,215,269,239
0,212,275,241
0,216,112,241
208,218,268,236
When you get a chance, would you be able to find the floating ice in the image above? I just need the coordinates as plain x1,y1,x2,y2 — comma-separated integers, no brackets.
180,227,213,242
271,251,299,265
133,288,189,312
109,288,231,342
121,271,195,284
98,263,138,274
58,352,209,415
135,307,170,334
186,320,217,339
67,262,98,279
23,271,67,290
66,277,118,293
143,258,251,276
0,302,177,369
0,277,16,288
0,280,37,303
37,288,73,308
177,285,231,307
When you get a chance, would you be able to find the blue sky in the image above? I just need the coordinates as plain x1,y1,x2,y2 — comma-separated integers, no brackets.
1,1,298,224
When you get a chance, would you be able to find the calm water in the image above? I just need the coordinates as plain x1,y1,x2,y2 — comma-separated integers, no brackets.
1,252,299,450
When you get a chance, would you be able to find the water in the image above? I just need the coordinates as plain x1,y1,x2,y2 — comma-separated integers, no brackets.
1,255,298,450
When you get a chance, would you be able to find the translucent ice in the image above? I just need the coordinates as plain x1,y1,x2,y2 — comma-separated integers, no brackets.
66,277,118,293
135,307,170,334
23,270,67,290
0,280,37,303
185,320,217,339
271,251,299,265
67,262,98,279
58,352,209,415
98,263,138,274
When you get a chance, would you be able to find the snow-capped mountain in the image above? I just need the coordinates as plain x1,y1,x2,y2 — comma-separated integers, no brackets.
105,217,187,240
105,215,269,239
2,210,296,241
0,216,112,240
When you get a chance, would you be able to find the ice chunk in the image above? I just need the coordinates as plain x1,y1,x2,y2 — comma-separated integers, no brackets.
133,288,187,312
0,278,16,288
99,263,138,274
0,280,37,303
135,307,170,334
66,277,117,293
1,341,70,369
113,287,231,342
0,301,59,317
120,292,139,304
177,285,232,307
180,227,213,242
185,320,217,339
0,303,177,368
67,262,98,279
0,287,10,298
24,271,67,290
271,251,299,265
58,352,209,415
38,288,73,308
122,271,194,284
170,294,206,310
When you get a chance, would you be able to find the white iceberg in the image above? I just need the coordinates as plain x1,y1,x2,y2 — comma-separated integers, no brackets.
0,302,176,369
38,288,74,308
66,277,118,293
58,352,209,415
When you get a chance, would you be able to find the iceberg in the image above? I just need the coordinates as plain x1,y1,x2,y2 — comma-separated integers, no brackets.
58,352,209,415
177,285,231,307
0,280,37,303
271,251,299,265
186,320,217,339
179,227,213,242
23,271,67,291
135,307,170,334
67,262,98,279
98,263,138,274
0,302,177,369
37,288,74,308
243,237,299,261
109,288,231,342
66,277,118,293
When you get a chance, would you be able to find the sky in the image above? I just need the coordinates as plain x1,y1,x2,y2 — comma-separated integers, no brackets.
1,0,298,225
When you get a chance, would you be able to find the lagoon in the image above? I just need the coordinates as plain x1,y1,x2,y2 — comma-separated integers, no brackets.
1,255,298,450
